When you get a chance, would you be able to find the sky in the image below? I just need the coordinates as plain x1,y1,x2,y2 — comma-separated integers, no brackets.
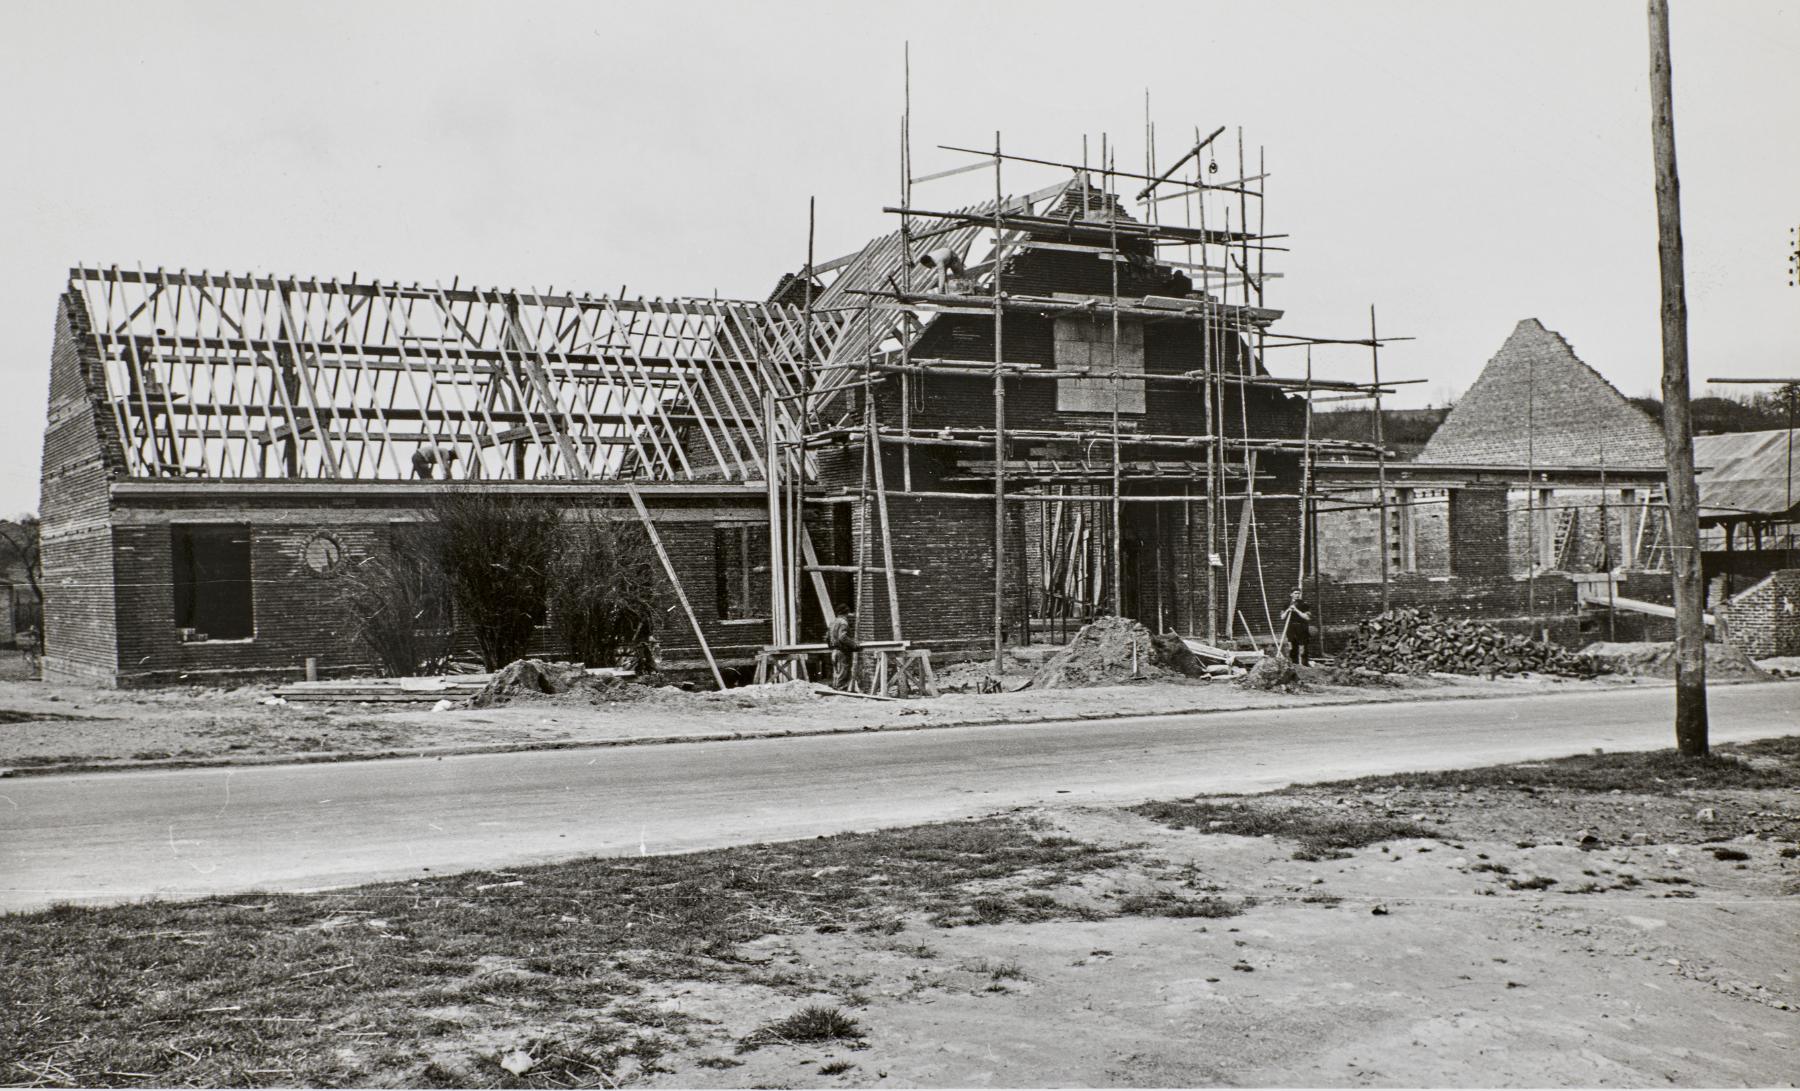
2,0,1796,516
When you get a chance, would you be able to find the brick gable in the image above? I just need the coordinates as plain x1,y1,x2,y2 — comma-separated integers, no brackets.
1420,319,1665,468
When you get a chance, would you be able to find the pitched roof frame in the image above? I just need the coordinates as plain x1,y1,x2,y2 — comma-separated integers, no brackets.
69,267,859,484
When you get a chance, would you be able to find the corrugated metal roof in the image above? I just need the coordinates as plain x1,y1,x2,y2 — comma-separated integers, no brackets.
1695,429,1800,520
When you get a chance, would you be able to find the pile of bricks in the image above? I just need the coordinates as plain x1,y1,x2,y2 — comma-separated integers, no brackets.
1336,607,1598,678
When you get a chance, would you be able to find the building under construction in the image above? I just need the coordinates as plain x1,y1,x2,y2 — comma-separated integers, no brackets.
38,125,1412,687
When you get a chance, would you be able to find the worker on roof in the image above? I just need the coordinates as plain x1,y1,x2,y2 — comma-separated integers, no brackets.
827,606,861,691
411,444,459,480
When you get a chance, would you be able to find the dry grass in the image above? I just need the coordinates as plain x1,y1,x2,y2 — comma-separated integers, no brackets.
0,819,1128,1087
1129,798,1439,860
1312,736,1800,795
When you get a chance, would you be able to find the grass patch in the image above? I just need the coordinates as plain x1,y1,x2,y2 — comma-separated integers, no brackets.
738,1006,864,1053
928,890,1102,927
1505,875,1557,891
1311,738,1800,795
1130,799,1437,860
0,709,92,724
1116,890,1250,918
1,818,1124,1087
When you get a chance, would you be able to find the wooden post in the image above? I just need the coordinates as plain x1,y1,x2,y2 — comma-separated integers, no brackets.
1371,306,1390,614
625,483,726,691
1648,0,1708,755
868,418,903,640
992,131,1007,669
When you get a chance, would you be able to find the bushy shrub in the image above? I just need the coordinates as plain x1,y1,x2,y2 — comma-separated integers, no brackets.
433,490,560,670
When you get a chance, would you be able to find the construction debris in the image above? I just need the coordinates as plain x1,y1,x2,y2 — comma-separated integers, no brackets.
1024,616,1199,689
1238,654,1299,690
472,660,589,707
1337,608,1599,678
1580,642,1768,680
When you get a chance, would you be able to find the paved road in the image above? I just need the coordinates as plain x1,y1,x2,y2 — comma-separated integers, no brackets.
3,683,1795,913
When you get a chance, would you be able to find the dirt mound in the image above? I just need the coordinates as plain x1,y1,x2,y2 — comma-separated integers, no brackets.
1581,641,1769,680
1026,616,1193,689
1238,654,1298,690
1337,608,1598,678
471,660,589,707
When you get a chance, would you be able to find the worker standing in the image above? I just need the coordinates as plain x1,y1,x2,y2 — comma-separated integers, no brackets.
1280,588,1312,665
826,607,861,690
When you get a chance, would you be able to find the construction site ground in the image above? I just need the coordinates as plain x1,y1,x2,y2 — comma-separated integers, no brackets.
2,650,1781,777
4,737,1796,1088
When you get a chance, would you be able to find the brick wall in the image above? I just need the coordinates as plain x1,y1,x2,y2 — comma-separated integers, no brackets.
38,292,123,684
1718,569,1800,658
98,489,782,686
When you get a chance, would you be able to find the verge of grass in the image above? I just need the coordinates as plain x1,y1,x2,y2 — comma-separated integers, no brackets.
1129,798,1437,860
1,818,1126,1087
1310,737,1800,795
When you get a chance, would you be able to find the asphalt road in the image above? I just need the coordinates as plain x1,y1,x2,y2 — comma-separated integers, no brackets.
3,683,1795,913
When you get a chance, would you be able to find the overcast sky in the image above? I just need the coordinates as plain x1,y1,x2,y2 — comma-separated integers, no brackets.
3,0,1796,516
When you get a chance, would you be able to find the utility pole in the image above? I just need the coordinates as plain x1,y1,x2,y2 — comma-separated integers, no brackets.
1647,0,1708,755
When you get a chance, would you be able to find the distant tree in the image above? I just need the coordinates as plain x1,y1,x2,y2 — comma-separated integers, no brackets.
550,508,670,670
0,515,42,600
1634,393,1789,434
433,490,560,669
0,515,43,632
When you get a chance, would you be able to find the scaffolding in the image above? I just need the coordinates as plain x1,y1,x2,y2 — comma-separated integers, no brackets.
769,107,1417,670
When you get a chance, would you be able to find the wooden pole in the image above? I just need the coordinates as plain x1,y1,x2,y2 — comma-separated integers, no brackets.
1648,0,1708,754
869,416,903,640
1371,305,1390,613
992,131,1007,669
625,483,725,691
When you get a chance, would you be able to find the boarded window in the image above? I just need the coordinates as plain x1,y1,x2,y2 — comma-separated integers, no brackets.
171,525,253,639
1054,315,1145,414
714,524,769,621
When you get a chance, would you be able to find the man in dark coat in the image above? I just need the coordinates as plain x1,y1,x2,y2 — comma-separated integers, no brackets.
826,607,861,690
1280,589,1312,665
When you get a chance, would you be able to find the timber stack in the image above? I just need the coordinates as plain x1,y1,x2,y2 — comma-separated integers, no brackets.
1336,607,1599,678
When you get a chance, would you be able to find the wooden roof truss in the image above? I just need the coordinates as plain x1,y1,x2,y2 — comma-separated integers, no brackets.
70,267,860,483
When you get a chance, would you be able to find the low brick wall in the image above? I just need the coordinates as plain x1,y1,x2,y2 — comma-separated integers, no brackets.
1718,569,1800,659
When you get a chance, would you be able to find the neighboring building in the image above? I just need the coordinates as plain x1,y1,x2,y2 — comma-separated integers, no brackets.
1312,318,1672,646
1695,428,1799,582
1417,319,1665,468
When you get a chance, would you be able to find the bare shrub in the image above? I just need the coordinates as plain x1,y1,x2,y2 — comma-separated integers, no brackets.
551,508,670,669
335,533,451,677
433,490,560,670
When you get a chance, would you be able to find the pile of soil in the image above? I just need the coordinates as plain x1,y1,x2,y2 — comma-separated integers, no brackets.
470,660,589,707
1237,653,1298,690
1581,641,1769,680
1337,607,1598,678
1025,616,1197,689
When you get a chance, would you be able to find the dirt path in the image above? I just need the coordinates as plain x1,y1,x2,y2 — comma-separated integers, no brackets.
4,683,1796,914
